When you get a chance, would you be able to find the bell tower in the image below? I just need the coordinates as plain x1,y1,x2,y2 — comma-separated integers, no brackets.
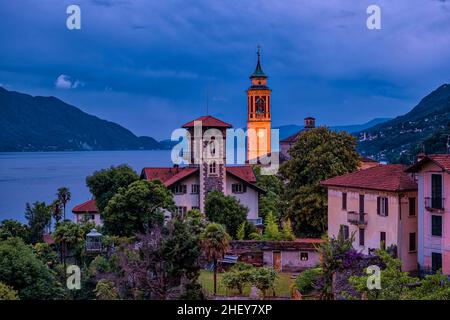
247,46,271,161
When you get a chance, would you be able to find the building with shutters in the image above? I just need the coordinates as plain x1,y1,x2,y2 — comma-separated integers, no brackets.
406,154,450,275
321,164,418,272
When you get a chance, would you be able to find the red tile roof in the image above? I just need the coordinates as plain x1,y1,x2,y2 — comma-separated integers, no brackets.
226,165,257,183
321,164,417,192
142,165,263,192
406,154,450,173
72,199,98,213
141,166,199,187
182,115,232,128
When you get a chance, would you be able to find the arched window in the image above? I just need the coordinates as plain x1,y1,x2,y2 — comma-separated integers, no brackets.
256,97,265,114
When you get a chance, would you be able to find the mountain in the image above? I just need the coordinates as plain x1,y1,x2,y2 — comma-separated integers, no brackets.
276,118,391,140
0,87,166,151
356,84,450,163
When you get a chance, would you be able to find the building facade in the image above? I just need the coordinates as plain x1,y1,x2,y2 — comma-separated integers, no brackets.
247,48,271,162
406,154,450,275
322,164,418,272
72,199,102,226
280,117,316,161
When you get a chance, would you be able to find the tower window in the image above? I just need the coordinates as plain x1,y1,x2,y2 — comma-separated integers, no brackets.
209,162,217,175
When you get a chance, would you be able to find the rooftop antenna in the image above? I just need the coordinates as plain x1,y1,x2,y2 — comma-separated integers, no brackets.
447,135,450,154
205,85,209,115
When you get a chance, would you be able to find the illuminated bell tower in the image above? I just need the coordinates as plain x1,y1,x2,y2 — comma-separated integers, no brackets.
247,46,271,161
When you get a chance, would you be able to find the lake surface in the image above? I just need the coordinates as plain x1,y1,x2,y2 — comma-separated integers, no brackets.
0,151,172,223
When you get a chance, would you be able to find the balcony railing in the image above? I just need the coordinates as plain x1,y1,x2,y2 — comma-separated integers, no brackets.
247,217,263,226
347,211,367,227
425,197,445,212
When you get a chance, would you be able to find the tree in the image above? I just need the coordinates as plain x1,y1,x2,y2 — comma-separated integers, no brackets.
349,250,418,300
102,219,202,300
34,242,59,269
406,271,450,300
280,127,359,235
0,282,19,300
50,200,63,225
25,202,51,244
0,238,59,299
254,166,285,221
94,279,119,300
221,263,254,295
102,180,175,237
200,223,231,296
251,267,278,298
316,233,354,300
57,187,71,221
86,164,139,212
263,211,281,240
294,268,322,295
0,219,30,242
204,191,248,238
281,218,295,241
53,221,85,265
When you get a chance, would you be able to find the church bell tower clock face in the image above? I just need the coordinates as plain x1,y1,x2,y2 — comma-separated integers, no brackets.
247,47,271,162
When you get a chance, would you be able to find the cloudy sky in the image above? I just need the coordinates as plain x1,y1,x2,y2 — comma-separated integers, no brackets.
1,0,449,139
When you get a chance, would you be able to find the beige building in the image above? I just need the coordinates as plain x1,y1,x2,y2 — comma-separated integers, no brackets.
321,164,418,272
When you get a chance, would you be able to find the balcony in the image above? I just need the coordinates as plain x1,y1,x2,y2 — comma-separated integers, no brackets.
425,197,445,213
247,217,263,226
347,211,367,227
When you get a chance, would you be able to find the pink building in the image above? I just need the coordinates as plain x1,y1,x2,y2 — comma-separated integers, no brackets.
72,199,102,226
322,164,418,272
406,154,450,275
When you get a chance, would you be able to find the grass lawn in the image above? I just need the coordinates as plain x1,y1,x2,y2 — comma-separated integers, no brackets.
198,270,294,298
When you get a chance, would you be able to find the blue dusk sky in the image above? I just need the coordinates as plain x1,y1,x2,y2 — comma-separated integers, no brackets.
1,0,450,140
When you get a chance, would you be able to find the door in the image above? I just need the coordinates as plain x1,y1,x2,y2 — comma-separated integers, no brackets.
272,251,281,271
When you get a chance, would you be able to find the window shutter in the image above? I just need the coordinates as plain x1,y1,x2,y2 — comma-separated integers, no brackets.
243,185,247,193
376,197,380,215
384,198,389,216
183,185,187,194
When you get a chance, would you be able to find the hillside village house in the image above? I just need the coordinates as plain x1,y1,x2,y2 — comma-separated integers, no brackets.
406,154,450,275
321,164,418,272
72,199,101,226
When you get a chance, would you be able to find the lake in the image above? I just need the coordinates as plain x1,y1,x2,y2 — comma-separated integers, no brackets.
0,150,172,223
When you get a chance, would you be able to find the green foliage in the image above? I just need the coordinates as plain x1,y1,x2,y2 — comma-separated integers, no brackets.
0,237,60,299
221,263,254,295
33,242,59,269
86,164,139,212
53,220,86,263
102,179,174,236
236,221,246,240
49,200,63,224
204,191,248,238
200,223,231,262
251,267,278,298
349,250,418,300
0,219,30,243
94,279,119,300
281,219,295,241
25,201,51,244
254,166,285,221
406,271,450,300
0,282,19,300
317,234,354,300
261,212,294,241
280,127,359,235
294,268,322,294
56,187,71,220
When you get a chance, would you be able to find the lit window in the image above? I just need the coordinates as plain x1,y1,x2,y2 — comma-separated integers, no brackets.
300,252,308,261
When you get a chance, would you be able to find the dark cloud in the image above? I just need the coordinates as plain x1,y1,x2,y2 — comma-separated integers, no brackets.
0,0,449,139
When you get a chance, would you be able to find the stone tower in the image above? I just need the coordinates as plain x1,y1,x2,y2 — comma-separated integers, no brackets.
247,47,271,162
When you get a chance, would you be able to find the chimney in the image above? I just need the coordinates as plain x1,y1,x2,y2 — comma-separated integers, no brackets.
417,152,426,162
304,117,316,129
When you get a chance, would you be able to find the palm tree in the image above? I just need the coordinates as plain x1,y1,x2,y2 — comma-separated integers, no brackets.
57,187,71,221
200,223,231,296
50,200,63,225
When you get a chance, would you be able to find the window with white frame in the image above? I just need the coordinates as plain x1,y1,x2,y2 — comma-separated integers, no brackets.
208,162,217,175
191,184,200,194
176,206,187,216
377,197,389,216
172,184,187,195
232,183,245,194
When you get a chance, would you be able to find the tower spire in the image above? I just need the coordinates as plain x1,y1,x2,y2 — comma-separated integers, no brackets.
250,45,267,79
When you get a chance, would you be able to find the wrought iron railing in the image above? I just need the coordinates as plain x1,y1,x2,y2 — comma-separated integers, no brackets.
425,197,445,212
347,211,367,226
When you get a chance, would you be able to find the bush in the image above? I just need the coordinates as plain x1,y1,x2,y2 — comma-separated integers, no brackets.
294,268,322,295
0,282,19,300
222,263,254,295
251,267,278,298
